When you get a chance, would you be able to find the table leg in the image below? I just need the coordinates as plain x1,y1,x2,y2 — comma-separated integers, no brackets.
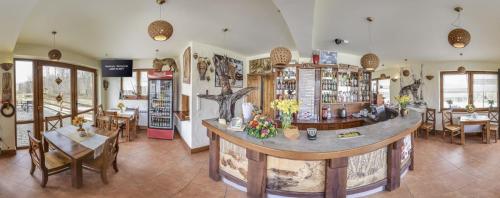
71,159,83,188
486,122,491,144
460,124,465,145
125,118,130,142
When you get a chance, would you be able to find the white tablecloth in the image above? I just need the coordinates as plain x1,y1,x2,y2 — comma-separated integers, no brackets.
56,125,108,159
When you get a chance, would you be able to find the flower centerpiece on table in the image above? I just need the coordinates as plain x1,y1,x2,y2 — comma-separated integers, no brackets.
271,99,300,139
117,101,126,112
446,99,453,109
72,116,87,136
487,100,495,110
244,115,277,139
395,95,411,117
465,104,475,113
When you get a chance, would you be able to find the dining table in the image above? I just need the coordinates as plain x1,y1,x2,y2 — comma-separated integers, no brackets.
43,125,118,188
105,109,138,141
459,114,491,145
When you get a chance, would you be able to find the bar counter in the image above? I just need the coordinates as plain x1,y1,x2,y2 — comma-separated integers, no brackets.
202,110,421,198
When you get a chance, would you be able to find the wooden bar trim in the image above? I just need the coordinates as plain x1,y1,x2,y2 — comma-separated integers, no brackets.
325,157,348,198
386,139,403,191
246,149,267,198
409,132,415,171
207,129,221,181
219,170,247,188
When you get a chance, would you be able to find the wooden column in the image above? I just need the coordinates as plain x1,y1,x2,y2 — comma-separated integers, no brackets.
246,149,267,198
386,139,403,191
409,132,415,171
207,129,221,181
325,157,348,198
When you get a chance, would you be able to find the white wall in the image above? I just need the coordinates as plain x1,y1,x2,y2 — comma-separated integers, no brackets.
0,52,15,150
374,61,500,130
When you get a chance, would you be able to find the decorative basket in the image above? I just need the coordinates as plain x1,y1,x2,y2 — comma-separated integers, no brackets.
270,47,291,66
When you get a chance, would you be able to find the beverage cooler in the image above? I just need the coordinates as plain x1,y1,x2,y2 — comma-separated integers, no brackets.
147,70,174,139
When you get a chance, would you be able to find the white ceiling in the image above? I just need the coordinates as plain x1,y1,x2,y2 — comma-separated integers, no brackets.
4,0,500,67
314,0,500,68
16,0,295,59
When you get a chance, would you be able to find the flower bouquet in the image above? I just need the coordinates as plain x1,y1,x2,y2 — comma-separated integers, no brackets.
244,115,277,139
72,116,87,137
117,101,126,112
465,104,475,113
271,99,300,139
395,95,411,117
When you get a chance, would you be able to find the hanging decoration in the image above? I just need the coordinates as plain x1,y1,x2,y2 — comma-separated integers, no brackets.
196,56,211,80
148,0,174,41
1,69,14,117
457,53,466,73
103,80,109,90
0,63,12,71
360,17,379,71
425,75,434,80
153,49,178,72
270,47,291,66
48,31,62,61
448,7,470,48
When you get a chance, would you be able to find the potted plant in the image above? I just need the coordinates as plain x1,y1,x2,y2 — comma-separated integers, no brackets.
72,116,87,137
271,99,300,139
244,115,277,139
488,99,495,110
446,99,453,109
395,95,411,117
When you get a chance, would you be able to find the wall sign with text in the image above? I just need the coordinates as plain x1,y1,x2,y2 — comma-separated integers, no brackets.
101,59,133,77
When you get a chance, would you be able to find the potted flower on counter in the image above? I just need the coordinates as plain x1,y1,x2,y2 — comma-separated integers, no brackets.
271,99,300,139
395,95,411,117
244,115,277,139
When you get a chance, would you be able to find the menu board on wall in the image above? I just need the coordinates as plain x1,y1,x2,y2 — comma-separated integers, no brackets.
101,59,133,77
298,69,317,120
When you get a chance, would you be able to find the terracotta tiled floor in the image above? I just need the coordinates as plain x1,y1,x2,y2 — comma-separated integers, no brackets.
2,132,500,198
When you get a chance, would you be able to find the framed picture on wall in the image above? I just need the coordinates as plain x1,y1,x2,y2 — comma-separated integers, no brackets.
249,57,272,75
183,47,191,84
213,54,243,88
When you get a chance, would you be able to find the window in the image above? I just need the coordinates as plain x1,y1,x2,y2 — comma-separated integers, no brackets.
440,71,498,110
372,79,391,104
121,69,148,99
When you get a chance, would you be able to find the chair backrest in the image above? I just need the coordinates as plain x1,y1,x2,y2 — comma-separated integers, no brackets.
45,113,63,131
104,111,118,116
442,110,453,127
426,108,436,124
488,108,499,123
95,115,112,130
97,104,105,116
101,130,120,167
28,130,46,171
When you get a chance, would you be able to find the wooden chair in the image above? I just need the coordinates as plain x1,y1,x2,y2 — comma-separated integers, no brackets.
442,110,461,144
95,115,112,130
28,131,71,187
126,107,139,138
419,108,436,139
45,113,63,131
82,130,120,184
486,108,498,143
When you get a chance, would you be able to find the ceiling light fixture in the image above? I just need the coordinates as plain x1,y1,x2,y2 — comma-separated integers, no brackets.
457,53,466,73
48,31,62,61
148,0,173,41
448,7,471,48
360,17,379,72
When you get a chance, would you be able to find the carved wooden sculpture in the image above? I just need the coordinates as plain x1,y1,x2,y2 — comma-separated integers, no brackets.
198,56,256,121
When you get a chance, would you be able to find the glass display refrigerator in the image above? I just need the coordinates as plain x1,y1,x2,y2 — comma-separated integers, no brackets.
147,70,174,139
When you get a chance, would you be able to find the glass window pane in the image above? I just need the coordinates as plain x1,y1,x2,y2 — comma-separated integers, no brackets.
122,72,137,96
443,74,468,108
16,123,33,147
139,71,148,97
15,60,34,121
378,79,390,104
77,70,95,112
473,74,497,108
43,66,72,116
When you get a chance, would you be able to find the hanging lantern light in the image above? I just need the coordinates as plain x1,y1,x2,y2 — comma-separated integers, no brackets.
48,31,62,61
457,53,466,73
448,7,471,48
270,47,292,66
361,17,379,71
148,0,173,41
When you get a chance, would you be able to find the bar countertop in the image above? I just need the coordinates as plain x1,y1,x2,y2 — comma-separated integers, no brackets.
202,110,421,160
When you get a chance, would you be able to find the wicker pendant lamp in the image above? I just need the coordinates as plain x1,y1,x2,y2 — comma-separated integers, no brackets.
270,47,292,66
457,53,466,73
48,31,62,61
360,17,379,71
448,7,470,48
148,0,173,41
